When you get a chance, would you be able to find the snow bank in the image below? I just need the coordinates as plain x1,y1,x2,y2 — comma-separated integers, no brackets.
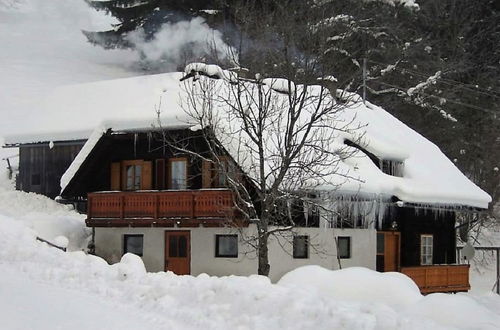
405,293,500,329
278,266,422,309
0,184,88,251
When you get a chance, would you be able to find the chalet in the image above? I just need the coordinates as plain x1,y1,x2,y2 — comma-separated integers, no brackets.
3,68,491,292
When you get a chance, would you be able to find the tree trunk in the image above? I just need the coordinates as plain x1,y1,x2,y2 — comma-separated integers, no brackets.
257,231,270,276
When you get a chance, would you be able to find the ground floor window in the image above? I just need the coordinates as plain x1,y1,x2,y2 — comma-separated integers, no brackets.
215,235,238,258
337,236,351,259
420,234,433,265
293,235,309,259
124,234,144,257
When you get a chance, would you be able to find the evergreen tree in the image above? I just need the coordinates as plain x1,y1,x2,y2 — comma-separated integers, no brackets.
83,0,224,49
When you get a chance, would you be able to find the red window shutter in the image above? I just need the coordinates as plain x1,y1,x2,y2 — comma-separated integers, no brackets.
141,161,152,190
202,160,212,188
155,159,166,190
110,162,121,190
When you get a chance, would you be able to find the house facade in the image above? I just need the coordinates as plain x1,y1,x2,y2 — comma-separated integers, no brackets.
3,69,491,291
57,128,375,282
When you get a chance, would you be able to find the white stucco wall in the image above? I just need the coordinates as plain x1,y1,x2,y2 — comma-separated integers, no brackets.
95,225,376,282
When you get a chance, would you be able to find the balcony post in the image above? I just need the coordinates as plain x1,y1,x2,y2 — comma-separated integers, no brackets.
120,194,124,220
191,192,195,219
154,194,159,220
87,194,92,219
497,249,499,295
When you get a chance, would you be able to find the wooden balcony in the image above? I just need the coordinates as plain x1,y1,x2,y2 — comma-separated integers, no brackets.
401,264,470,294
86,189,239,228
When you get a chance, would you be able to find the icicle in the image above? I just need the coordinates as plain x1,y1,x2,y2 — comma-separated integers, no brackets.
133,133,138,157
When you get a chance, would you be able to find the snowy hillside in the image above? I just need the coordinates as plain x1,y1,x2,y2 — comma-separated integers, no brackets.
0,173,499,329
0,0,138,138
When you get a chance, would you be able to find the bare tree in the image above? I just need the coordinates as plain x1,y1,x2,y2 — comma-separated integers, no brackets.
169,62,360,276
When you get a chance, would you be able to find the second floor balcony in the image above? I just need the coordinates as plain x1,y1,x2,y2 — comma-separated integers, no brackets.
86,189,237,227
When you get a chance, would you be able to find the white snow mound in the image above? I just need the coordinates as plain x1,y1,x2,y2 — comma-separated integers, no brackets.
116,253,147,280
278,265,422,309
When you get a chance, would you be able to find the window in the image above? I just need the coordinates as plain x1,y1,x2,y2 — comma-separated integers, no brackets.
337,236,351,259
376,233,385,254
115,160,152,191
344,140,404,177
381,160,404,177
168,234,188,258
124,235,143,257
215,235,238,258
31,173,41,186
420,234,433,265
202,157,238,188
217,160,229,186
169,158,187,190
125,164,142,190
293,236,309,259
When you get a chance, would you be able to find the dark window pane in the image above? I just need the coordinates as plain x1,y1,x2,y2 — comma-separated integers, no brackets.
338,237,351,259
293,236,308,259
124,235,143,257
126,165,134,190
377,233,385,254
216,235,238,258
178,236,187,258
169,236,178,257
134,165,142,189
170,160,187,189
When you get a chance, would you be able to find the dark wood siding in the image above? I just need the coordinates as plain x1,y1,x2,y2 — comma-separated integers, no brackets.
17,142,85,199
61,131,210,198
381,206,456,267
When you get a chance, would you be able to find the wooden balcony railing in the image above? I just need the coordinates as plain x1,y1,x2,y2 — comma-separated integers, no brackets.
86,190,236,227
401,264,470,294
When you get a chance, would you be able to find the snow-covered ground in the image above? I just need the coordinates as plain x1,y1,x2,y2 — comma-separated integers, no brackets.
0,169,499,329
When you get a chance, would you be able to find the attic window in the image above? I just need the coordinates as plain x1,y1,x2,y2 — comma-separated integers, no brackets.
344,139,404,177
381,160,404,177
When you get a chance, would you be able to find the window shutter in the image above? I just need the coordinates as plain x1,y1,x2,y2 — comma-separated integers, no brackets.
155,159,166,190
110,162,121,190
202,160,212,188
141,161,152,190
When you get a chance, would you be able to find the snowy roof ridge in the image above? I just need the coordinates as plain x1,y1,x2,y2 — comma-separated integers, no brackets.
3,129,92,146
60,125,107,193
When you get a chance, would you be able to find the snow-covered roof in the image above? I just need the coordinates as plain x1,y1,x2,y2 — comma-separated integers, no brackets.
3,130,91,146
10,69,489,209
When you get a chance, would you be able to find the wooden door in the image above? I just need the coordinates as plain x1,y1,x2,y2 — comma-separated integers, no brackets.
165,231,190,275
376,231,400,272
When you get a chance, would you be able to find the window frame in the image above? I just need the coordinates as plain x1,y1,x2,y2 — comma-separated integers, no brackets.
121,160,143,191
337,236,351,259
123,234,144,257
215,234,238,258
168,157,188,190
293,235,309,259
420,234,433,265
